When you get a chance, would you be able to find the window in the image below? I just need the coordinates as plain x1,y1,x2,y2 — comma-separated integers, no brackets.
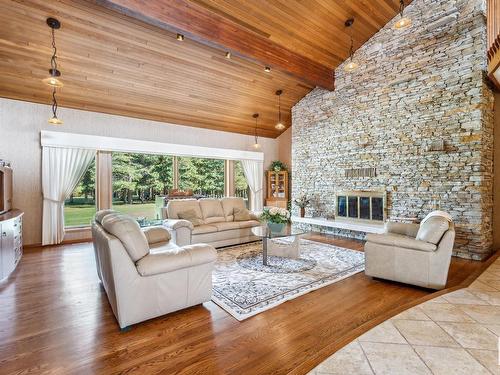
112,152,174,219
234,161,250,208
178,157,224,198
64,158,96,227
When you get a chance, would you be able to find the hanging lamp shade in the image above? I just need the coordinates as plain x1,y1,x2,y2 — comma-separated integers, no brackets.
344,18,358,73
394,0,412,29
48,115,63,125
253,113,260,149
275,90,285,130
42,69,64,88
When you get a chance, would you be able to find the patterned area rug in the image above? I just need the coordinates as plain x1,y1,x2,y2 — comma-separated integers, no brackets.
212,239,365,321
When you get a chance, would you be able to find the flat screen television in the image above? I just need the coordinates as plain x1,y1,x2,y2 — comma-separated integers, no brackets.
0,165,13,214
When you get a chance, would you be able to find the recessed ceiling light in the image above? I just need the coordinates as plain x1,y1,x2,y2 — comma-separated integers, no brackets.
264,66,271,72
176,33,184,41
225,51,231,59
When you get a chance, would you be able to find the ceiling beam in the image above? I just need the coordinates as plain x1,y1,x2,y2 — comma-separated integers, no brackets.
94,0,335,90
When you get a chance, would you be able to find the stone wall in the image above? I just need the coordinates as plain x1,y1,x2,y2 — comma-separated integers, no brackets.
292,0,495,260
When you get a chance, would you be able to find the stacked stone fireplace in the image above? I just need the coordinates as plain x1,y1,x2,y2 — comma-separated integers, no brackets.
291,0,494,260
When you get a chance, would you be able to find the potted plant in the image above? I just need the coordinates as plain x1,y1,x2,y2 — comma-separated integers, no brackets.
294,193,310,218
260,207,290,233
269,160,288,172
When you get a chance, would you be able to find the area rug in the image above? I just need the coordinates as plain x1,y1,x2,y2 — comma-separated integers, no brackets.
211,239,365,321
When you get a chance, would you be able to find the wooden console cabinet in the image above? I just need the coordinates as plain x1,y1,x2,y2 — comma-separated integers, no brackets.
265,171,289,209
0,209,23,281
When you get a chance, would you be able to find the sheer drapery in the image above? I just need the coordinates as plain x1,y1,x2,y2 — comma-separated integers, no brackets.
239,159,264,212
42,146,96,245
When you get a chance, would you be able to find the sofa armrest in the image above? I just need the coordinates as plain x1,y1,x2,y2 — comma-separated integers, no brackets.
136,243,217,276
249,211,260,220
142,226,171,245
163,219,194,231
385,222,420,237
366,233,437,252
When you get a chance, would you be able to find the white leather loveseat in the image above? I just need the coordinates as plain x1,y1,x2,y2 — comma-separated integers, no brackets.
162,197,261,248
92,210,217,329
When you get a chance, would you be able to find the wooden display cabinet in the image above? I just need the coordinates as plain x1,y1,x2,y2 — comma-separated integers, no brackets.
266,170,288,209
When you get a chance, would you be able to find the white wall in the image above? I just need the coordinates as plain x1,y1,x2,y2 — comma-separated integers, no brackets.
0,98,278,245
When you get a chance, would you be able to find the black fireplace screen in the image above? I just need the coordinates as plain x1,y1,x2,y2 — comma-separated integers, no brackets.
336,193,384,221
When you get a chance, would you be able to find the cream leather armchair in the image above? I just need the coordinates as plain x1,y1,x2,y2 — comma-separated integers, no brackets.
364,212,455,290
91,210,217,329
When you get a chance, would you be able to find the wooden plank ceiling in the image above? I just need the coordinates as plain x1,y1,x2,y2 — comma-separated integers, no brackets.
0,0,409,138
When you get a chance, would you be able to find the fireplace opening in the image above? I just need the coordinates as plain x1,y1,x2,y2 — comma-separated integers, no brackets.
336,190,386,223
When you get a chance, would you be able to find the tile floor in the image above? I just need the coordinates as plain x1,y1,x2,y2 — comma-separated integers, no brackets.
308,257,500,375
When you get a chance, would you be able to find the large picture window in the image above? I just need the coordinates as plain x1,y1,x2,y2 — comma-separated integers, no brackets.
234,161,250,208
64,158,96,227
112,152,174,219
178,157,224,198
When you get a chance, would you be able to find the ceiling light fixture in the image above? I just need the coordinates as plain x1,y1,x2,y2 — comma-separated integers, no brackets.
225,51,231,59
394,0,412,29
344,18,358,73
264,66,271,73
48,87,63,125
176,33,184,41
253,113,260,149
42,18,63,88
275,90,285,130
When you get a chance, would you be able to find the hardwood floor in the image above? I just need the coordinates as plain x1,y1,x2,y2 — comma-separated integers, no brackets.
0,234,487,375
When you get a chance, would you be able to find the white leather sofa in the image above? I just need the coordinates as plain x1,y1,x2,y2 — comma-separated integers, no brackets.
364,212,455,290
91,210,217,329
161,197,261,248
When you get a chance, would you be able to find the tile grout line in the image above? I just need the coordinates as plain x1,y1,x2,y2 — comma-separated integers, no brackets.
356,340,377,375
389,318,436,374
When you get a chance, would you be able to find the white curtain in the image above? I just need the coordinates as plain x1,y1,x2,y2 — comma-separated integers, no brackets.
240,159,264,212
42,147,96,245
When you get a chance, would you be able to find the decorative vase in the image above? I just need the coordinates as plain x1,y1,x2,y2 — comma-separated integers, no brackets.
300,207,305,218
267,222,285,233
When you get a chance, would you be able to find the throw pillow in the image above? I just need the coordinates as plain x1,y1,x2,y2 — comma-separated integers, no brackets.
233,207,251,221
178,209,204,226
416,216,449,245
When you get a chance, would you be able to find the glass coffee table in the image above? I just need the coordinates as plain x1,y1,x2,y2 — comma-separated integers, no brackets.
251,224,307,265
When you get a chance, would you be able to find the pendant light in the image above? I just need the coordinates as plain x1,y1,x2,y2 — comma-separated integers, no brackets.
275,90,285,130
252,113,260,149
48,87,63,125
394,0,412,29
42,18,63,88
344,18,358,73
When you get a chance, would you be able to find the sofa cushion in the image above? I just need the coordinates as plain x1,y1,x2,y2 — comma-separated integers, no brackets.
416,216,449,245
234,207,251,221
94,209,118,224
199,199,225,224
101,214,150,261
237,219,261,229
166,199,203,220
142,226,171,245
213,222,241,232
178,209,205,226
192,224,218,235
366,233,437,252
221,197,246,221
136,243,217,276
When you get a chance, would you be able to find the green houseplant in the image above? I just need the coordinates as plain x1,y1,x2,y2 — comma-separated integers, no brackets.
260,207,290,233
269,160,288,172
